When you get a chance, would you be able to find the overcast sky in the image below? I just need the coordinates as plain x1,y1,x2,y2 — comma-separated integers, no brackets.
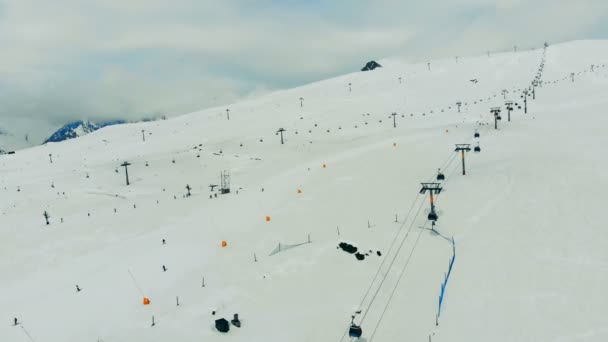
1,0,607,141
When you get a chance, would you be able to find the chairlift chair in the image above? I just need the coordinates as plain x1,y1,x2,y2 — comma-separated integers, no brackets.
437,168,445,181
428,212,438,221
474,144,481,153
349,324,363,339
349,313,363,339
474,131,480,138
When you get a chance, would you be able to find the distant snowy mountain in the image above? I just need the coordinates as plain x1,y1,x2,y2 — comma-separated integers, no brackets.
44,120,127,143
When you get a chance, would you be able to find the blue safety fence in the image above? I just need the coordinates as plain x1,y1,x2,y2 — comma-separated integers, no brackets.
438,237,456,318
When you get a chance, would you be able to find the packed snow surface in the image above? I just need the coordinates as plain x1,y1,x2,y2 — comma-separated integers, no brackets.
1,40,608,342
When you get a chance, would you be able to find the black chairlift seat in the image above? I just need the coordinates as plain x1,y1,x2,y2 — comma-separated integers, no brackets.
349,324,363,338
437,173,445,181
497,116,502,120
428,212,438,221
474,145,481,152
474,132,480,138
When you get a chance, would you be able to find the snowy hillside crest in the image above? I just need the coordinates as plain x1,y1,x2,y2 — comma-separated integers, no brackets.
1,40,608,342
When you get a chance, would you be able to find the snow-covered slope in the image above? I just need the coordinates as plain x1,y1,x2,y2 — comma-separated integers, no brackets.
1,40,608,342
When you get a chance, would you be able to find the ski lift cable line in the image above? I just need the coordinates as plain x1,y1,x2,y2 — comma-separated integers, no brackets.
354,134,472,334
338,194,424,342
368,134,486,340
339,152,456,342
351,142,461,316
356,194,423,309
359,198,427,325
437,153,465,193
368,222,427,342
353,138,462,323
431,142,470,209
436,150,458,175
432,153,458,183
366,136,479,339
356,195,422,304
340,130,476,341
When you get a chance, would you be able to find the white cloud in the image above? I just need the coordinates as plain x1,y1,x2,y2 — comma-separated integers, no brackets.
0,0,606,144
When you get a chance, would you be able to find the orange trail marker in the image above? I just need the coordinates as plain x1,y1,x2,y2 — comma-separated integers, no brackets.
221,241,227,247
143,297,151,305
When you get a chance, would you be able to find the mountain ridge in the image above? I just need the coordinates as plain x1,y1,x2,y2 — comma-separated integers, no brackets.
43,120,128,144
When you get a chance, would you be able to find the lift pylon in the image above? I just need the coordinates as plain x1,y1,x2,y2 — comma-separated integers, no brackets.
420,182,442,221
454,144,471,175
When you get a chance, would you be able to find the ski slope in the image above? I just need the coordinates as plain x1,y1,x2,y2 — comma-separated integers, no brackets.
1,40,608,342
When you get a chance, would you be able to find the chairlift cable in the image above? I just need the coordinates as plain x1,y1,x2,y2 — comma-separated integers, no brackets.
368,222,427,342
359,199,426,325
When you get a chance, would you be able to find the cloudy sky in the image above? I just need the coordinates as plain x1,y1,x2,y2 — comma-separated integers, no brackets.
0,0,607,143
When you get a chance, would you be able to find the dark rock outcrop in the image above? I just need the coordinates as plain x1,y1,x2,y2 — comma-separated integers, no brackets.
361,61,382,71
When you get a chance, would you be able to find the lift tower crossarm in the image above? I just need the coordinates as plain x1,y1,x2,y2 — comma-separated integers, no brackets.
121,161,131,186
276,128,286,144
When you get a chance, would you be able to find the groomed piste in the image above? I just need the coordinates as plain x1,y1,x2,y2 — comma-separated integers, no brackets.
2,40,608,341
